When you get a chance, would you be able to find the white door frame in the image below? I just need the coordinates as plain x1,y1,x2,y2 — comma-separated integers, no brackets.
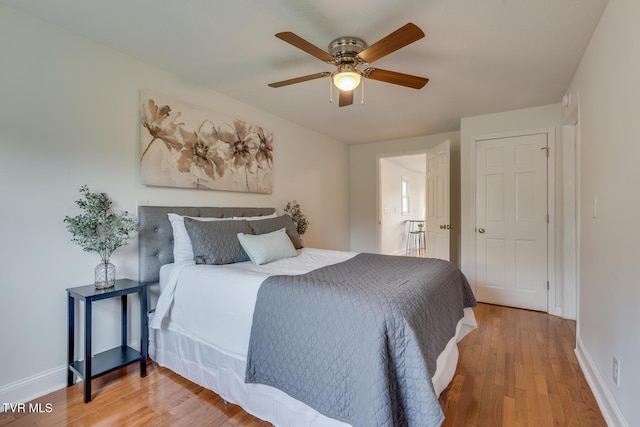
562,97,580,323
468,127,557,315
561,124,577,320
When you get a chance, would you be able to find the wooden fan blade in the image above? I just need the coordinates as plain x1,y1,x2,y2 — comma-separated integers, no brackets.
268,72,330,88
356,23,425,64
364,68,429,89
339,90,354,107
275,32,336,63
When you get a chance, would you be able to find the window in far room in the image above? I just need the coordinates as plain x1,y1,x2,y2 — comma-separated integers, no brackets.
401,177,410,215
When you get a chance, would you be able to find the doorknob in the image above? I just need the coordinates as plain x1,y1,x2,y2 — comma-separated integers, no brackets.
478,228,485,233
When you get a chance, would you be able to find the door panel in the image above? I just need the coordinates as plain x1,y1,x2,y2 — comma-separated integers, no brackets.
425,140,450,260
485,238,506,287
515,239,535,290
475,133,548,311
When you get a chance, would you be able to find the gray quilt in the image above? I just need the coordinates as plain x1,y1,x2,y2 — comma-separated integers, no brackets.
245,253,477,427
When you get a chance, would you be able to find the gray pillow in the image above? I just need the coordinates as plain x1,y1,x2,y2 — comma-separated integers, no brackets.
184,218,252,265
249,214,303,249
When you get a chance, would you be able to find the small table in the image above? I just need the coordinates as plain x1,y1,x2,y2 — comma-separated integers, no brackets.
67,279,148,403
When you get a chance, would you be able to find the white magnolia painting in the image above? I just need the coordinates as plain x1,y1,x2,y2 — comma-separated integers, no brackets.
140,90,273,193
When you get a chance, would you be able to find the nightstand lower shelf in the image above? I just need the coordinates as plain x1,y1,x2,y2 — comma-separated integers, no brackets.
70,346,142,380
67,279,148,403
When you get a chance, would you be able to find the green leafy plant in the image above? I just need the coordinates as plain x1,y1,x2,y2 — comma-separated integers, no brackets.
284,200,309,235
64,186,137,262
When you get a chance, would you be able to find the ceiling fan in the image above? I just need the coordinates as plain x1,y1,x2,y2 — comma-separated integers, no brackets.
268,23,429,107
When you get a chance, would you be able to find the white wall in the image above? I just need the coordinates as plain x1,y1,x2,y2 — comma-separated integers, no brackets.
566,0,640,425
349,131,460,261
0,5,349,405
379,158,426,255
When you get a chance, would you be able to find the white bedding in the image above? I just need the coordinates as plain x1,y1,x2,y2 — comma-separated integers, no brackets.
152,248,358,358
149,247,477,426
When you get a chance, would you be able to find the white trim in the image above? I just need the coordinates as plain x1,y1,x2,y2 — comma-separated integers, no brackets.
575,336,629,427
561,92,580,321
0,365,67,412
562,92,581,327
546,128,558,316
561,124,577,320
387,248,407,256
469,127,557,314
0,340,141,412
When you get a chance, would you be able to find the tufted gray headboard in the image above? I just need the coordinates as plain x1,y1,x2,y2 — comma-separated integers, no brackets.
138,206,276,284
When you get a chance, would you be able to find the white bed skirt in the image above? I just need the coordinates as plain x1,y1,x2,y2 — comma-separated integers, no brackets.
149,307,476,427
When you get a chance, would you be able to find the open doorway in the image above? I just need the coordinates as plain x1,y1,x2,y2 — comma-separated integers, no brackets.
378,154,426,255
378,140,452,260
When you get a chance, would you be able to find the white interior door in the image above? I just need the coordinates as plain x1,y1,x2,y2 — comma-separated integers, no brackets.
475,133,548,311
425,140,450,260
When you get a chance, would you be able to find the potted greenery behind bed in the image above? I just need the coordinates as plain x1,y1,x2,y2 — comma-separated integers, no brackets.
284,200,308,236
64,186,137,289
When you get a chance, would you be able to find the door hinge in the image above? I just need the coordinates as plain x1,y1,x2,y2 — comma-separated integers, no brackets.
547,281,550,290
547,214,550,224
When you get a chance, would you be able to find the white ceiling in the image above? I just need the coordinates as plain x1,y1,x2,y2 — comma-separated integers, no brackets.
1,0,607,144
386,155,427,175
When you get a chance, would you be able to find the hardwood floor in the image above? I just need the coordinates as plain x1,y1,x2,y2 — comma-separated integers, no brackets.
440,303,606,427
0,303,605,426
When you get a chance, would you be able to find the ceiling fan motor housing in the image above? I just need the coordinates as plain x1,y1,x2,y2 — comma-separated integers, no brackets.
328,37,367,64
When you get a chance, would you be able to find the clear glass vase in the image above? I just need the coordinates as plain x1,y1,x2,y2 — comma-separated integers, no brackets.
95,260,116,289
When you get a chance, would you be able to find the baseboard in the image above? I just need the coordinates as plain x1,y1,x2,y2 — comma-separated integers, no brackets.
549,305,563,317
0,365,67,412
0,340,142,413
387,248,407,256
575,335,628,427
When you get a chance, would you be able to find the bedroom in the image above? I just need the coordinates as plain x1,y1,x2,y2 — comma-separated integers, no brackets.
0,0,638,426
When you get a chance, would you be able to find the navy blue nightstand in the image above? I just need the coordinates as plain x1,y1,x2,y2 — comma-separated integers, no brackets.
67,279,148,403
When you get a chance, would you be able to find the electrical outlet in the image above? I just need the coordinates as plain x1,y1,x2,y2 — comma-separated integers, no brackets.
613,356,620,387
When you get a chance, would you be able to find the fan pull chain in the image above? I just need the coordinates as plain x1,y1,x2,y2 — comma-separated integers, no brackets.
361,78,365,104
329,78,333,104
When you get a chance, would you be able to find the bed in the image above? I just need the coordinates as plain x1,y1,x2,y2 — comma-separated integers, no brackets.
139,206,477,427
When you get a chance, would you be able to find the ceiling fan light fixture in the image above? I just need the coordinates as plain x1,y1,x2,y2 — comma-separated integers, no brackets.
332,66,362,91
269,24,428,106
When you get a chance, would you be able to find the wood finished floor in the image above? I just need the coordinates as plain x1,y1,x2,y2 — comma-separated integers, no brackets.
0,303,605,426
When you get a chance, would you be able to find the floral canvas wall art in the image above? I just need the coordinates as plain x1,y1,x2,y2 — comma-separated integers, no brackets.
140,90,273,193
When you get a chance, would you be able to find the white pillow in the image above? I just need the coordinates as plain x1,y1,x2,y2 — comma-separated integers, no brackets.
168,212,278,262
237,228,297,265
168,213,230,262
